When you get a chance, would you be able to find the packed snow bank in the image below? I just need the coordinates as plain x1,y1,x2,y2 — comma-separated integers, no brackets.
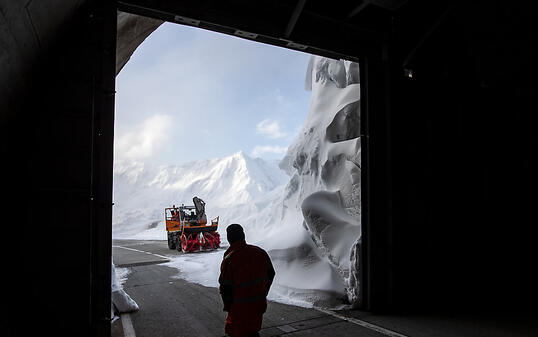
302,191,360,272
111,263,138,314
113,56,361,308
164,239,346,309
275,55,362,306
302,191,361,305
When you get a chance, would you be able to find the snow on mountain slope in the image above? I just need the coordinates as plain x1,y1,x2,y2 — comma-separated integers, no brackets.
112,151,288,241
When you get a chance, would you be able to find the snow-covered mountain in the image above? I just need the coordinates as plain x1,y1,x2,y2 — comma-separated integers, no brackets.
112,151,288,241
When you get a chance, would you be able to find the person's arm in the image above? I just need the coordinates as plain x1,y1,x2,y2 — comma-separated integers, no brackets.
218,254,234,311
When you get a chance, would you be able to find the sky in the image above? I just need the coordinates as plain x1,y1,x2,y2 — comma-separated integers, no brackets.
115,22,312,166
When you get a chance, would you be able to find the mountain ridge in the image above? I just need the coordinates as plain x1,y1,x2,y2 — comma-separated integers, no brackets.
112,151,288,239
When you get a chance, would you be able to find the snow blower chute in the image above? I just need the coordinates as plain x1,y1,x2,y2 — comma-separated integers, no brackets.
165,197,220,252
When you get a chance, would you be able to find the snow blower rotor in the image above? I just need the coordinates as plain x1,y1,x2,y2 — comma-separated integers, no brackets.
165,197,220,252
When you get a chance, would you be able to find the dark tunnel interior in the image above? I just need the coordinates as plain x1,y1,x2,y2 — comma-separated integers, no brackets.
389,4,538,311
1,1,537,336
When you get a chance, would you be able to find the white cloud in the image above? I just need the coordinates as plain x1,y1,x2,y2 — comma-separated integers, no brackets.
115,114,172,161
256,119,287,139
251,145,288,158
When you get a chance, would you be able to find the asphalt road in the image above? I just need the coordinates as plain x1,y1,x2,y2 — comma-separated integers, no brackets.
112,240,538,337
111,240,391,337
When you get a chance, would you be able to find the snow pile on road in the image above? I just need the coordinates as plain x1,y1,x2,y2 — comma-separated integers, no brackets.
114,56,361,308
111,263,138,314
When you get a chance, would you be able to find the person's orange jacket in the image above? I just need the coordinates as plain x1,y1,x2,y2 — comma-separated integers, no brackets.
219,239,275,337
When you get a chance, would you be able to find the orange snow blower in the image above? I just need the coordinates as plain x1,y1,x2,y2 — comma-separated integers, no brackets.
165,197,220,252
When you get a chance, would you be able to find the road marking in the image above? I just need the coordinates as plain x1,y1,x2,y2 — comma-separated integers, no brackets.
121,313,136,337
113,245,169,260
315,308,409,337
277,324,298,333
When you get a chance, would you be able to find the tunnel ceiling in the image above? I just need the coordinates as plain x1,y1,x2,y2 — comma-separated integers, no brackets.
117,0,452,61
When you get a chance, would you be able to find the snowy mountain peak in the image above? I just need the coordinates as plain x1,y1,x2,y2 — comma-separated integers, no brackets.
113,152,288,238
232,150,246,158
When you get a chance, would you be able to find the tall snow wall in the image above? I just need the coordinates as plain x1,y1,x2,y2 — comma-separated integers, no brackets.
279,56,361,306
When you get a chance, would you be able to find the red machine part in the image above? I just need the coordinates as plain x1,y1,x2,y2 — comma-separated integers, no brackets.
202,232,220,250
181,232,220,252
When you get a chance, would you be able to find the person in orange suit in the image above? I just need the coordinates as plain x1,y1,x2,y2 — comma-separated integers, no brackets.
171,208,178,220
219,224,275,337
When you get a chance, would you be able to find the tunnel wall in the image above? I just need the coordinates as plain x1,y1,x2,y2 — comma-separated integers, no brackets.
116,12,162,74
385,3,538,312
1,1,116,336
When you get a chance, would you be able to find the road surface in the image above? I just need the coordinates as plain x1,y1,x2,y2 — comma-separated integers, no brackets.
111,240,397,337
112,240,537,337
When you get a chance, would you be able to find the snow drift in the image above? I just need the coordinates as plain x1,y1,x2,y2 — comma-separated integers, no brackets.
271,56,361,306
111,263,138,314
113,56,361,308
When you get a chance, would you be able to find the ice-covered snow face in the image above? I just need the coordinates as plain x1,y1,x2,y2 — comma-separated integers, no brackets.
281,55,362,307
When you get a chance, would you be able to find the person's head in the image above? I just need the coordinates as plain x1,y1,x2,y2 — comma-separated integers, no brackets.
226,223,245,244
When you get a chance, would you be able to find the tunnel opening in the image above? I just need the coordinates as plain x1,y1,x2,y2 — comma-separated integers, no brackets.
111,10,365,331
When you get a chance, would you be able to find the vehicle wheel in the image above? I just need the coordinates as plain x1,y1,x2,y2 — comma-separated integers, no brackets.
167,233,176,250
